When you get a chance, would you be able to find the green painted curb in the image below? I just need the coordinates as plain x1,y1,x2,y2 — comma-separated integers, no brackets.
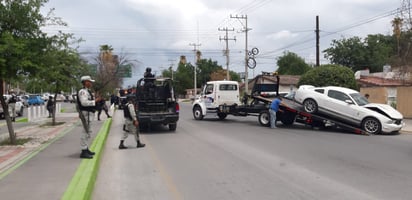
61,118,113,200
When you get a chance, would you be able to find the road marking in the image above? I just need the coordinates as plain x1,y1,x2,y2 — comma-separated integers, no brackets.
142,134,184,200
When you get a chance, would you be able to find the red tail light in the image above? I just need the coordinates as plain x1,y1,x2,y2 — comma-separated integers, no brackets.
175,103,180,113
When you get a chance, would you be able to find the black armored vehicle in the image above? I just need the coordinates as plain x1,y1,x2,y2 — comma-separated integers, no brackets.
135,76,179,131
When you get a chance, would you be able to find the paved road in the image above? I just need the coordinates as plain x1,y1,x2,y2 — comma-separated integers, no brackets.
93,103,412,200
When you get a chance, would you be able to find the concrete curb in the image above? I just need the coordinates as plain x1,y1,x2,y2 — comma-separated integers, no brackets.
61,118,112,200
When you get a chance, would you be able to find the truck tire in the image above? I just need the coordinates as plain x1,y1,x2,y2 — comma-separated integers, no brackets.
280,112,295,125
193,106,204,120
217,113,227,120
258,111,270,127
169,123,177,131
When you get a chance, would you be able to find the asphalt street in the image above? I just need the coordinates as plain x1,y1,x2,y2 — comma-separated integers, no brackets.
0,102,411,200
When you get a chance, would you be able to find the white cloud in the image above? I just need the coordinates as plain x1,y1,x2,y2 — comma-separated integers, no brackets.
266,30,299,40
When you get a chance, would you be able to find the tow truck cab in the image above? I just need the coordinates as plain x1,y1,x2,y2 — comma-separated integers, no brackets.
193,80,241,120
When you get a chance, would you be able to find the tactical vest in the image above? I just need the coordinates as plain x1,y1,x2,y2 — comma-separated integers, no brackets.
77,89,96,112
123,103,132,120
9,95,17,103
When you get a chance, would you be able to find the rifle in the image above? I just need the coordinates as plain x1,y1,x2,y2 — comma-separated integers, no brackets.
76,95,90,133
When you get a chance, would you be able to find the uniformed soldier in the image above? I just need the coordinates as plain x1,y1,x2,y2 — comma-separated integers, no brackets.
119,94,145,149
77,75,97,159
7,90,17,122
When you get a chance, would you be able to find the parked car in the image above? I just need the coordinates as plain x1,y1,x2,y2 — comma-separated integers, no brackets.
0,95,24,119
28,95,45,105
294,85,404,134
18,95,29,107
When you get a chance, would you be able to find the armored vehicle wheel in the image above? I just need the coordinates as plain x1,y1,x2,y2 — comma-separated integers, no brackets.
169,123,177,131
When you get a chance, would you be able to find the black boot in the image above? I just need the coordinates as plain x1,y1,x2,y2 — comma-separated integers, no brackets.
137,140,146,148
86,148,95,155
119,140,128,149
80,150,93,159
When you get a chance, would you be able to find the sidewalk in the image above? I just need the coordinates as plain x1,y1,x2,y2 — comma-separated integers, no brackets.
0,112,108,199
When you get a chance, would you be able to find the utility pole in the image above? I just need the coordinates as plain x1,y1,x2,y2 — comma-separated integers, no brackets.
189,43,201,97
315,15,320,67
231,14,250,93
219,27,236,80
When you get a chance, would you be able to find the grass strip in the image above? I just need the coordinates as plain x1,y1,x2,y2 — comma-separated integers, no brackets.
61,118,112,200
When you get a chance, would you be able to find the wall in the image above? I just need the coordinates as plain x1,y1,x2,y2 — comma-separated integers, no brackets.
360,87,387,104
397,86,412,118
361,86,412,118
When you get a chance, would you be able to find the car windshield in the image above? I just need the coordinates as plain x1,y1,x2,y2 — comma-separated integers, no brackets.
350,92,369,106
284,91,295,100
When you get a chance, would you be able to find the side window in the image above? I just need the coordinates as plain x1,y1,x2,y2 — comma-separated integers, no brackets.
328,90,350,102
205,84,214,94
219,84,237,91
314,89,324,94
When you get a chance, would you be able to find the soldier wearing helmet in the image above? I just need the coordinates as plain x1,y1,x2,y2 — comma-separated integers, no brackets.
119,94,145,149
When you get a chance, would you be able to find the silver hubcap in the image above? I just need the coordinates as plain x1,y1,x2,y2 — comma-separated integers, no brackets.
364,119,379,133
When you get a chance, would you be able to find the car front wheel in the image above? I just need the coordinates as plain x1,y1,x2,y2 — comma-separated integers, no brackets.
303,98,318,114
362,117,381,135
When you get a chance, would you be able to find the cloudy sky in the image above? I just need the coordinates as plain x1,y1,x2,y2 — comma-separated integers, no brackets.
42,0,402,87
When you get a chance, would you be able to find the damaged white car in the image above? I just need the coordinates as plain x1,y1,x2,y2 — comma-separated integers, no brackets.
294,85,404,134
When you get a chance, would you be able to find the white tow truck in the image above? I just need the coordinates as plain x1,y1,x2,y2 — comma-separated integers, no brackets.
192,72,372,135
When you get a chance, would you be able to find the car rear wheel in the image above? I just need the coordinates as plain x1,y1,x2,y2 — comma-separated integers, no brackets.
303,98,318,114
362,117,381,135
193,106,203,120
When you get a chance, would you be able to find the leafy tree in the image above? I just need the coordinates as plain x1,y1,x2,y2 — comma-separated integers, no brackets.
276,51,311,75
163,57,241,96
229,71,241,82
323,37,366,72
174,61,194,95
38,32,87,124
298,64,357,89
0,0,65,144
93,46,140,97
364,34,394,72
197,58,222,85
323,35,394,72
